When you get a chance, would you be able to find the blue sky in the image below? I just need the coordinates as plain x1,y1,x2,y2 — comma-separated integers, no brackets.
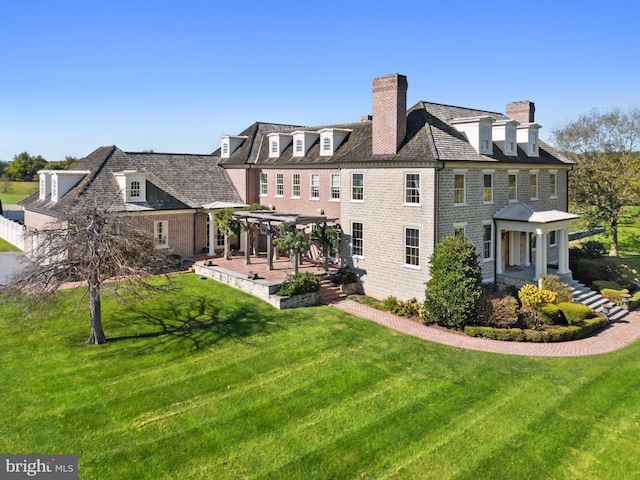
1,0,638,162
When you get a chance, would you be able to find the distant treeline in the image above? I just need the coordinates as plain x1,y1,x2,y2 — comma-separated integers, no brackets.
0,152,78,182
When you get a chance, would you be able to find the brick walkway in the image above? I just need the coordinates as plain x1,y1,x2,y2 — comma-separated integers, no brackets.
332,300,640,357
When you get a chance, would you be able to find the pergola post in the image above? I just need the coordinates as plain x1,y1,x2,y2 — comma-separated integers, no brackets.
208,212,215,256
266,224,274,271
244,220,250,265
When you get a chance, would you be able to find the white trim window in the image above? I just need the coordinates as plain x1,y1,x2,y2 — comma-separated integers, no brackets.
481,127,491,152
454,172,466,205
39,176,45,198
352,222,363,257
351,173,364,201
222,142,229,156
216,228,225,247
130,180,141,199
549,230,557,247
330,173,340,200
506,129,516,155
550,171,557,198
405,227,420,267
508,172,518,202
51,177,58,200
295,139,303,154
405,173,420,205
530,171,538,200
292,173,301,198
260,172,268,196
271,141,278,155
483,173,493,203
453,222,466,237
275,173,284,197
482,223,493,261
310,174,320,200
323,137,332,153
529,132,538,154
154,220,168,248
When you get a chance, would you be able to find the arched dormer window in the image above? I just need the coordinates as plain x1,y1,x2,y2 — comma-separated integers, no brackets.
271,141,278,154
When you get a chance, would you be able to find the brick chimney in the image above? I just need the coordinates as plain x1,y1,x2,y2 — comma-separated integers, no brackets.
372,74,408,156
506,100,535,123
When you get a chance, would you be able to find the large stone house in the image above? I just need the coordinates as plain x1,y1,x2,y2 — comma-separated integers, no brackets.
20,73,576,302
218,74,576,300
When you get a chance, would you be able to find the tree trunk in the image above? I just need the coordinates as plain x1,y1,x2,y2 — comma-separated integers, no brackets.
322,242,329,272
292,251,299,274
87,283,106,344
610,221,619,257
224,232,230,259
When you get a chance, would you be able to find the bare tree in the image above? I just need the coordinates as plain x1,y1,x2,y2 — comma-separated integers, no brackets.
3,192,170,344
553,107,640,256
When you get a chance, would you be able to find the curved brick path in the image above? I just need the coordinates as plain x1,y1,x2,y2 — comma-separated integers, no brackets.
332,300,640,357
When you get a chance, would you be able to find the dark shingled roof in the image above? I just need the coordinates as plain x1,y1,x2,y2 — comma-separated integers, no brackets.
223,101,571,167
20,146,242,216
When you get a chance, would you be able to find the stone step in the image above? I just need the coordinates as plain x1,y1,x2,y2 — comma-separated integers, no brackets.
585,297,608,309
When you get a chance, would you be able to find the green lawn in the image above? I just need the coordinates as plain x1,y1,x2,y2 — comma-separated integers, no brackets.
0,237,20,252
2,274,640,479
0,181,38,204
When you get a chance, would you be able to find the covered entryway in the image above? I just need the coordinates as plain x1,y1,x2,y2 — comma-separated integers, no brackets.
494,203,578,285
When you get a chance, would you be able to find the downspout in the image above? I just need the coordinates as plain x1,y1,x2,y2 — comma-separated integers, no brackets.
566,163,574,212
434,161,445,250
493,217,498,286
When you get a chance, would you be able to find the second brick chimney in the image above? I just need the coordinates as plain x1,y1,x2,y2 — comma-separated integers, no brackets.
506,100,535,124
372,74,408,156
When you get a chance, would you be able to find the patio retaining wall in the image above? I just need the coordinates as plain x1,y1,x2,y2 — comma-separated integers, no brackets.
193,263,320,310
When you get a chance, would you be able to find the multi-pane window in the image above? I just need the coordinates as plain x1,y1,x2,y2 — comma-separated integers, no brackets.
506,129,516,154
331,174,340,200
275,173,284,197
481,127,490,151
530,172,538,199
154,220,168,248
549,230,557,246
454,224,466,237
271,141,278,155
529,132,538,154
454,173,465,205
550,172,557,198
39,176,45,198
483,174,493,203
405,173,420,204
405,228,420,267
509,173,517,201
260,172,268,196
352,222,363,257
483,224,493,260
352,173,364,201
310,174,320,199
216,229,225,247
323,137,331,152
51,178,58,199
292,173,301,198
206,215,211,249
130,181,140,198
295,139,303,154
222,142,229,156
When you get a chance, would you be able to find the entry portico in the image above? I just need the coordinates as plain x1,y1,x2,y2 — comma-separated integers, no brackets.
494,203,578,283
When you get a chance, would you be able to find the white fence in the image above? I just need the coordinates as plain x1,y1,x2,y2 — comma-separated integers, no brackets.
0,216,25,251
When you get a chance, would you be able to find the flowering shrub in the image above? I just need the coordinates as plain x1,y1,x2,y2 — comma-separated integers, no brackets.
518,284,557,308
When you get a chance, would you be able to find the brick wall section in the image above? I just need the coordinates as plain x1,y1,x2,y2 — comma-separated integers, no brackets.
194,211,208,255
372,74,408,156
437,163,570,281
506,101,535,123
225,168,248,203
137,211,196,257
340,165,436,302
254,167,341,219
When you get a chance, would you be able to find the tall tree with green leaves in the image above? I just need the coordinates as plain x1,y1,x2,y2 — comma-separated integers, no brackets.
214,208,239,260
553,107,640,256
5,152,47,181
310,223,339,272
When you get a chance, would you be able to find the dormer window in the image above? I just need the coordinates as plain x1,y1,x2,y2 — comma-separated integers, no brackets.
516,123,541,157
450,116,494,155
295,139,303,153
292,130,320,157
318,128,351,156
219,135,248,159
39,169,89,202
271,141,278,155
113,170,147,203
266,133,293,158
51,177,58,199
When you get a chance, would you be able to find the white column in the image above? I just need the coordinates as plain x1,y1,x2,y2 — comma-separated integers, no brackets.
525,232,531,266
557,228,570,274
496,228,503,274
208,212,215,256
534,231,544,282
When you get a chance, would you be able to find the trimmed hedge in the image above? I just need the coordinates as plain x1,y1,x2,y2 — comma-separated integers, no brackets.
464,316,608,342
558,302,594,324
277,272,320,296
540,303,568,326
593,280,623,292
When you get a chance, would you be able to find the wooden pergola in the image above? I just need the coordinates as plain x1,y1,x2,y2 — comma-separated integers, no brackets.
231,211,337,270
